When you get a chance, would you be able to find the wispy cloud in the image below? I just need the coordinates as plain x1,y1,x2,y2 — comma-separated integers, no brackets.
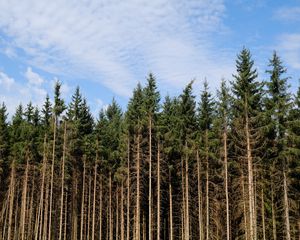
278,34,300,70
0,70,47,115
274,6,300,22
0,0,231,97
25,67,45,86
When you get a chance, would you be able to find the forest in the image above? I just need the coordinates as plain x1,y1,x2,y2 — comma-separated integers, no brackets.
0,48,299,240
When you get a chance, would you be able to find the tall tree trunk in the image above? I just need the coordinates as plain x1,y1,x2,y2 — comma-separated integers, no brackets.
223,129,230,240
205,130,209,240
99,175,103,240
109,171,113,240
80,160,86,240
7,160,16,240
245,112,256,240
48,116,57,240
27,177,35,240
72,170,78,240
149,117,152,240
127,136,130,240
59,122,67,240
197,150,203,240
116,186,119,240
136,131,141,240
63,193,67,240
283,169,291,240
242,173,248,240
92,164,97,240
43,171,50,240
261,188,266,240
121,181,124,240
169,169,173,240
271,175,277,240
20,156,29,240
36,136,48,240
157,142,161,240
181,157,185,240
185,140,190,240
87,174,92,240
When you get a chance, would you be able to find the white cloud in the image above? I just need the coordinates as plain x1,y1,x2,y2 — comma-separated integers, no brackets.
274,7,300,22
0,0,231,97
278,34,300,70
0,72,15,91
0,70,47,116
25,67,44,86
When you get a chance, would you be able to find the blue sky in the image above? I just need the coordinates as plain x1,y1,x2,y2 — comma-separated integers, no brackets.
0,0,300,116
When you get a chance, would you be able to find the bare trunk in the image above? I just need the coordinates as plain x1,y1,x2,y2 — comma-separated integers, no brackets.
283,169,291,240
136,131,141,240
185,140,190,240
92,164,97,240
261,188,266,240
87,174,92,240
80,160,86,240
48,116,57,240
223,129,230,240
43,171,49,240
205,130,209,240
157,142,161,240
7,160,16,240
116,187,119,240
121,181,124,240
271,178,277,240
20,157,29,240
27,178,35,240
169,169,173,240
109,172,113,240
59,122,67,240
36,136,48,240
242,173,248,240
127,136,130,240
149,117,152,240
63,193,67,240
99,175,103,240
197,150,203,240
246,112,256,240
181,157,185,240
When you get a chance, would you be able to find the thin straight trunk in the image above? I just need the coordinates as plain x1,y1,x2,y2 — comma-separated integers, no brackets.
283,169,291,240
72,171,78,240
205,130,209,240
181,157,185,240
43,172,50,240
223,129,230,240
7,160,16,240
149,117,152,240
92,164,97,240
20,157,29,240
27,178,35,240
14,186,20,240
116,187,119,240
169,169,173,240
109,172,113,240
242,173,248,240
271,177,277,240
87,174,92,240
185,140,190,240
36,136,48,240
261,188,266,240
48,116,57,240
59,122,67,240
63,193,67,240
80,160,86,240
197,150,203,240
99,175,103,240
245,112,256,240
136,131,141,240
143,214,146,240
127,136,130,240
157,142,161,240
121,181,124,240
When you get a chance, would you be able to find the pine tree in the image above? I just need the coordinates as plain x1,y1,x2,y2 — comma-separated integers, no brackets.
231,47,263,240
0,103,9,182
